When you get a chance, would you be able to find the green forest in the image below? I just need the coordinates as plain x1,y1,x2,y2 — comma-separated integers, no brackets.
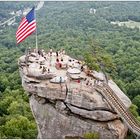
0,1,140,138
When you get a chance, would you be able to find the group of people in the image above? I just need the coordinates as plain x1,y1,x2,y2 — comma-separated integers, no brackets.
55,49,66,69
38,48,66,72
25,47,104,88
39,65,50,74
75,77,102,87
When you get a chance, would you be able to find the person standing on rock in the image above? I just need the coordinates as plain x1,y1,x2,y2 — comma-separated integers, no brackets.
62,49,65,57
42,66,46,74
56,51,59,57
49,48,52,56
49,56,52,66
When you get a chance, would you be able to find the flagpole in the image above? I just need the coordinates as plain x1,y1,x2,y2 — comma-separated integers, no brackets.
35,7,38,53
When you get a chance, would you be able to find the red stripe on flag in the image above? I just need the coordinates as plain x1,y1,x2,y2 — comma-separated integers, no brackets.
16,21,36,39
17,27,36,43
17,27,36,44
17,25,36,41
16,19,28,35
16,19,35,36
17,32,34,44
17,18,26,29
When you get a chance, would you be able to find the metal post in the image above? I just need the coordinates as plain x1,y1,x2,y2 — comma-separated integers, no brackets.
35,7,38,53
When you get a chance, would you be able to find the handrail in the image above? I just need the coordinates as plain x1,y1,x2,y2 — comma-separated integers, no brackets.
103,83,140,127
94,84,140,136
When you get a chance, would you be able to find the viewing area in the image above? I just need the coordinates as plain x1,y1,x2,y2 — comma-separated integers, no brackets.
19,48,106,93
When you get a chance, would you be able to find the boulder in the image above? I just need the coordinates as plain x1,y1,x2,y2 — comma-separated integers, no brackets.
29,96,128,139
67,68,81,74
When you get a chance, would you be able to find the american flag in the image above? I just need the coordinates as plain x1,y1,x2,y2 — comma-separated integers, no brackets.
16,7,36,44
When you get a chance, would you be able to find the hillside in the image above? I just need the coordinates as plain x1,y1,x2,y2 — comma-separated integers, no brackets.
0,1,140,138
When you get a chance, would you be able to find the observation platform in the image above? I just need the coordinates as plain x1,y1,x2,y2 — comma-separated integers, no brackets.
18,49,131,108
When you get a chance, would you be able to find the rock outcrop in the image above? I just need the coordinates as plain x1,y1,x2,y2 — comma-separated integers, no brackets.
18,50,131,139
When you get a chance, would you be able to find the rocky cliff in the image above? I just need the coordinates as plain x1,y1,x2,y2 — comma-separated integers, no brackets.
18,50,131,139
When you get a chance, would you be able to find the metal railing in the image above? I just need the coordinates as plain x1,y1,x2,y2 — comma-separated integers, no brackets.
94,83,140,137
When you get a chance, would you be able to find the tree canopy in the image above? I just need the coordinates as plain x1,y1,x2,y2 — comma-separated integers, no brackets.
0,1,140,138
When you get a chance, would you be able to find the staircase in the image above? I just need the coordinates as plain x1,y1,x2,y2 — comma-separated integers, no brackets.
94,83,140,137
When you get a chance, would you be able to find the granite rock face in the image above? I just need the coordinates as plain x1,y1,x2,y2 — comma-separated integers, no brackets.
18,52,131,139
30,95,128,139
